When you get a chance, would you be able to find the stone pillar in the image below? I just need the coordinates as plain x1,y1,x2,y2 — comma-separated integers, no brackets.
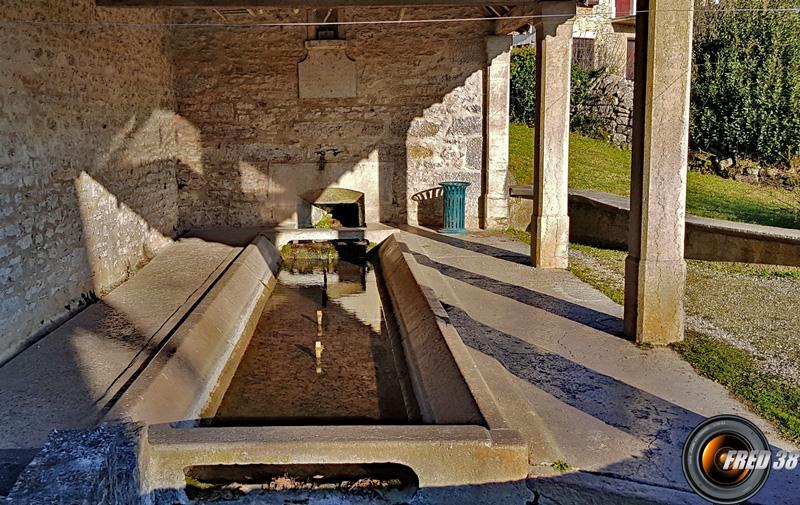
531,10,573,268
624,0,693,344
483,35,513,230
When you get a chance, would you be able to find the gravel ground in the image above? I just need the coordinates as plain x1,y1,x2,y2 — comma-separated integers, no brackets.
568,245,800,385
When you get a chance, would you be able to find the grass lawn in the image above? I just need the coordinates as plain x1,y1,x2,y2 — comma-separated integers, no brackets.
566,242,800,442
508,123,800,441
509,124,800,229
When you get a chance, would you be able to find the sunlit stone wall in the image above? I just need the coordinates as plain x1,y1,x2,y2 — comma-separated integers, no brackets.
0,3,505,362
170,7,492,230
0,1,179,363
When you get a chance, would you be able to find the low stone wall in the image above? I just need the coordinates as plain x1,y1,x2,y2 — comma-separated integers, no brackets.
105,235,281,426
508,193,535,233
510,187,800,267
565,190,630,249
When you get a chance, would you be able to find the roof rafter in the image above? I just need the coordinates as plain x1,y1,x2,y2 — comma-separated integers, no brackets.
494,4,537,34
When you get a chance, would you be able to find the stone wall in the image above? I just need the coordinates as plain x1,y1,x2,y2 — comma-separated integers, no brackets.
590,75,634,147
0,4,502,363
170,7,491,230
0,1,178,364
573,0,630,73
572,0,635,147
509,187,800,267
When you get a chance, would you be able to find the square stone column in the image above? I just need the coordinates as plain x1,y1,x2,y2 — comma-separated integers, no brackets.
624,0,694,344
531,10,573,269
482,35,513,230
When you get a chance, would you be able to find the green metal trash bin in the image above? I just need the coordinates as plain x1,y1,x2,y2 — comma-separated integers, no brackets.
439,181,470,234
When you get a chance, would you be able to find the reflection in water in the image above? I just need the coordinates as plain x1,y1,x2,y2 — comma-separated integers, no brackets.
213,251,419,425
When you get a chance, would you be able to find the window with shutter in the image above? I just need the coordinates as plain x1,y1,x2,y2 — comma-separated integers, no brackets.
625,39,636,80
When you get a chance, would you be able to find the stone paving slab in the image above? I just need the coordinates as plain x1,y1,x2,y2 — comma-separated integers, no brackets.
0,237,239,495
398,226,798,504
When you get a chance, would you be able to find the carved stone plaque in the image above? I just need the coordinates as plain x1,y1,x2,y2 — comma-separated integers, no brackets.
298,40,358,99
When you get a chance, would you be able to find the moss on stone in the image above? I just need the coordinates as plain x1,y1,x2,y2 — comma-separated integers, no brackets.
551,460,573,473
185,476,215,490
407,145,433,159
314,214,333,229
504,228,530,244
280,242,338,264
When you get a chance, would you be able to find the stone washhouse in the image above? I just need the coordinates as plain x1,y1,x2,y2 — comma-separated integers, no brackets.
0,0,699,501
1,0,693,365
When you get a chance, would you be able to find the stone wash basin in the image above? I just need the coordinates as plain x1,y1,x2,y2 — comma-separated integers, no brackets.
104,233,530,504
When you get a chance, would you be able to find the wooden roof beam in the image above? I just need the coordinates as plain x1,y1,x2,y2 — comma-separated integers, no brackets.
494,4,536,34
97,0,540,8
494,1,574,34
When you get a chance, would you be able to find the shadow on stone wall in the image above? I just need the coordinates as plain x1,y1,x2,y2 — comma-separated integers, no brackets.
0,4,500,493
0,3,180,366
3,4,494,359
167,7,490,232
411,187,444,229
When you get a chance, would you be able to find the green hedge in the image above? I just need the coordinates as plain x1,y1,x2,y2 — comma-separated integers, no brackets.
511,5,800,166
511,47,611,139
510,46,537,126
691,0,800,166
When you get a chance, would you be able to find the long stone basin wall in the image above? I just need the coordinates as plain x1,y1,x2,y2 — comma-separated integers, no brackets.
376,235,485,425
105,235,281,425
136,233,527,500
8,232,530,503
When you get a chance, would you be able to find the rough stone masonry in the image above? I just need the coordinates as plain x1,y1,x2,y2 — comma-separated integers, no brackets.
0,2,507,362
0,1,177,364
170,7,492,230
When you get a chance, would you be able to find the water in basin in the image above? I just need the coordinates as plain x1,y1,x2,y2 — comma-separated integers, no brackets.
212,246,419,425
